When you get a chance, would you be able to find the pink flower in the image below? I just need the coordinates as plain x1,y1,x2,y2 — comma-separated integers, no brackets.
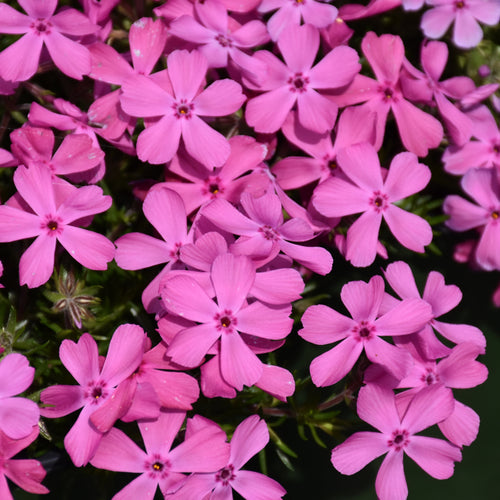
0,0,99,81
161,253,293,390
0,353,39,440
90,410,230,499
331,383,461,500
172,415,286,499
120,49,245,167
421,0,500,49
245,24,360,134
0,164,115,288
258,0,338,40
0,426,49,499
312,142,433,267
299,275,433,386
443,168,500,270
40,325,145,466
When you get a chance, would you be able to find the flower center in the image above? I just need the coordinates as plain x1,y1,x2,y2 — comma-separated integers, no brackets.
169,242,183,261
47,220,58,231
174,100,194,119
32,19,52,35
455,0,465,8
259,224,279,240
492,211,499,220
288,72,309,93
388,429,410,451
422,369,439,385
43,216,63,236
215,34,232,48
215,311,237,332
85,381,108,405
370,191,388,212
354,321,375,341
216,465,235,485
152,462,163,471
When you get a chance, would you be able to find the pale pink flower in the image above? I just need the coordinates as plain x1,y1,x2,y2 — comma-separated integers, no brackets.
421,0,500,49
0,164,114,288
299,275,433,386
245,24,360,134
443,168,500,270
313,143,433,267
40,325,145,466
0,426,49,499
172,415,286,499
90,410,230,499
331,383,461,500
120,49,245,167
0,353,39,440
0,0,99,81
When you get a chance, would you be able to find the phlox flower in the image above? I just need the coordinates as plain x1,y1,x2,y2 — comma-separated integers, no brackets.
90,410,230,499
443,168,500,270
40,324,145,466
120,49,245,167
383,261,486,358
312,142,433,267
0,353,39,440
245,24,360,134
0,426,49,499
161,253,293,390
0,164,115,288
421,0,500,49
299,275,433,386
258,0,338,40
331,383,461,500
171,415,286,499
0,0,99,82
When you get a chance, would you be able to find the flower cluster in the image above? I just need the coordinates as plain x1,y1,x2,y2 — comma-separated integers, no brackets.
0,0,496,499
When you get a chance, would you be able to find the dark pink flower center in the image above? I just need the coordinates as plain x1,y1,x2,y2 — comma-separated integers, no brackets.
288,73,309,93
491,143,500,155
455,0,465,8
216,34,233,48
491,209,500,221
388,429,410,451
204,176,225,198
43,215,63,236
169,242,183,261
84,381,109,405
370,191,389,212
259,224,279,240
216,465,235,485
146,455,171,479
31,19,52,35
174,100,194,119
215,310,237,332
422,368,439,385
353,321,375,341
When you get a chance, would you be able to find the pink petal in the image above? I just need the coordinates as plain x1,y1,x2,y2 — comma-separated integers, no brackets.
195,0,228,34
39,385,84,418
309,45,360,89
443,194,488,231
383,205,432,253
345,211,383,267
0,4,31,33
3,458,48,494
50,8,98,35
232,20,269,47
220,331,263,389
147,371,199,410
299,304,354,345
312,177,369,217
453,9,482,48
90,427,146,472
193,79,245,117
19,234,56,288
297,90,338,134
278,239,333,275
375,298,432,336
139,409,186,456
14,163,56,216
266,3,301,41
362,32,403,84
0,354,34,397
422,271,461,317
236,301,293,340
115,233,170,270
331,431,388,475
438,401,479,447
421,6,454,39
59,333,99,386
251,268,304,304
341,277,385,323
391,97,443,157
462,168,500,207
421,40,448,81
181,115,231,168
278,24,318,73
384,153,431,201
0,398,40,440
120,75,173,117
357,384,401,433
18,0,57,18
232,470,286,499
167,49,207,101
52,134,104,175
43,31,91,80
383,261,420,300
137,115,182,164
57,226,115,271
364,336,413,380
476,220,500,270
438,342,488,387
435,92,473,146
375,451,407,500
405,435,461,478
432,320,486,349
240,190,283,227
88,42,133,85
57,185,111,223
310,337,363,387
212,254,255,311
168,15,214,44
100,324,145,387
245,87,296,133
129,18,168,75
255,364,295,401
337,142,383,191
167,324,220,367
